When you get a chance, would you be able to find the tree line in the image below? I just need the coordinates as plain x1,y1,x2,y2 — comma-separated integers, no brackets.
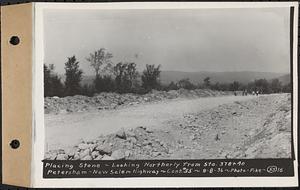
44,49,161,97
44,48,291,97
169,77,290,94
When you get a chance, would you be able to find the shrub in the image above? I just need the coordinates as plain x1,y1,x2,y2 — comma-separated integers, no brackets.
44,64,64,97
94,75,115,93
141,64,161,90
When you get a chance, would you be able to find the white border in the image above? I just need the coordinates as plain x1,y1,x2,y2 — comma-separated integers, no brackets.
32,2,299,188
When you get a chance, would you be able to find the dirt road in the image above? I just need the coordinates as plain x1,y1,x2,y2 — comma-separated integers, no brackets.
45,93,291,160
45,95,255,151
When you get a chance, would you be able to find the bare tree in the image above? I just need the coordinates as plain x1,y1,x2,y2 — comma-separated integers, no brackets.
86,48,113,78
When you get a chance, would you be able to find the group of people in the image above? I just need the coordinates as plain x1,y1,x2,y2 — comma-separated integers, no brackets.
233,90,260,96
251,90,261,96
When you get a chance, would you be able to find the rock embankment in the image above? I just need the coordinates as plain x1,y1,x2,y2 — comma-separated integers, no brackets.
45,93,292,160
45,126,173,160
44,89,232,114
229,94,292,158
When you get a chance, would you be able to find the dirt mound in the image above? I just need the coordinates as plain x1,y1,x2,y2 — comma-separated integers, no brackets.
45,93,292,160
44,89,232,114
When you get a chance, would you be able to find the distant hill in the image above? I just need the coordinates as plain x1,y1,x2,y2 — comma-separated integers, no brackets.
59,71,290,86
276,74,291,85
159,71,289,85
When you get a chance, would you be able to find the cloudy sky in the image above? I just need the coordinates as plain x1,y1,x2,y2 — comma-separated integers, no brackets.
44,7,290,75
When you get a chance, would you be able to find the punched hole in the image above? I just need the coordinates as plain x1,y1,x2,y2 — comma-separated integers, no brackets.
9,36,20,45
10,139,20,149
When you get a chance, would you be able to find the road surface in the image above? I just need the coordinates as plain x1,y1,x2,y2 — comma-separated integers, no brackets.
45,95,256,150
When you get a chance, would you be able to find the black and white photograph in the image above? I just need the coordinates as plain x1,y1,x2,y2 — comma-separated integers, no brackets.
43,6,293,162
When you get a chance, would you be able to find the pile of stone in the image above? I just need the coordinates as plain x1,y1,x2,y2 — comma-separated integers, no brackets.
45,126,171,160
229,94,292,158
44,89,232,114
